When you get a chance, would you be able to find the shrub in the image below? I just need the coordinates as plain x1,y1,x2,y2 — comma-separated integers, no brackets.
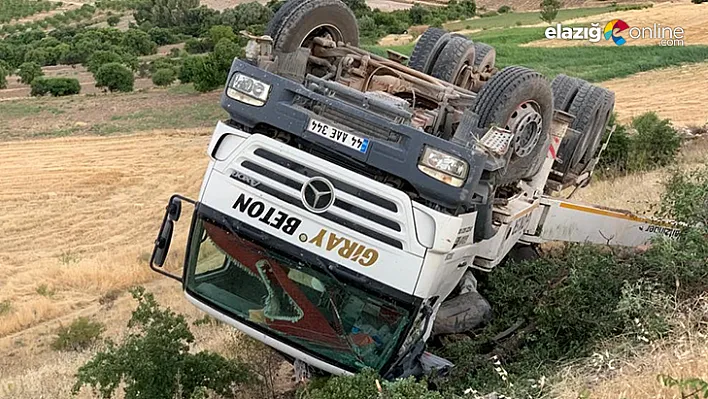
106,14,120,26
691,0,707,4
498,5,512,13
152,67,176,86
0,300,11,316
303,369,449,398
95,62,134,92
17,61,43,84
31,77,81,96
178,55,201,83
185,37,213,54
628,111,682,170
192,39,241,92
148,27,178,45
122,28,157,55
540,0,561,23
0,66,7,89
73,287,253,399
479,10,498,17
208,25,236,45
52,317,104,351
85,50,123,73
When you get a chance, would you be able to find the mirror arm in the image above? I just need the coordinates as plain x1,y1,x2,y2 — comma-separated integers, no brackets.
149,195,196,283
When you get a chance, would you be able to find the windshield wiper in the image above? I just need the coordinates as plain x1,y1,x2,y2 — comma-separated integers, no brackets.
325,289,366,366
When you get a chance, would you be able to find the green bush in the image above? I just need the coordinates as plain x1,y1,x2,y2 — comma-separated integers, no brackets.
303,369,451,399
598,112,682,176
122,28,157,55
433,166,708,397
192,39,241,92
479,10,498,17
30,77,81,96
148,27,178,45
73,287,253,399
498,5,512,13
0,66,7,89
95,62,134,92
185,38,213,54
178,55,201,83
106,14,120,26
152,67,176,86
86,50,123,73
51,317,104,351
629,111,682,170
17,61,43,84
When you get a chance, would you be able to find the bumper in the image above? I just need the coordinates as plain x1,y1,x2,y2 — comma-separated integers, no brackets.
220,59,488,210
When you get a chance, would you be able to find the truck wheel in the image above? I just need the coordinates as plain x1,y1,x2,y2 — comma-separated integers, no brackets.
431,36,476,88
551,74,585,112
408,27,452,75
473,66,554,185
266,0,359,53
473,42,496,71
580,88,615,166
561,84,608,173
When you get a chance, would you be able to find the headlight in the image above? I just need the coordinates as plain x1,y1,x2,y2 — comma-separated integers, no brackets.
226,73,271,106
417,146,469,187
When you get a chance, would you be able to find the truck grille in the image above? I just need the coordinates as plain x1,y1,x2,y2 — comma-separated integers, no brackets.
233,147,406,250
293,96,402,143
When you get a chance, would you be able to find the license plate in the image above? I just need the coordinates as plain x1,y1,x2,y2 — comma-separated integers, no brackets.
307,118,369,153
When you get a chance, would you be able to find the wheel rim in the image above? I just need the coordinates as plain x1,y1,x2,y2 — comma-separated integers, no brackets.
506,101,543,158
454,63,474,88
300,24,344,48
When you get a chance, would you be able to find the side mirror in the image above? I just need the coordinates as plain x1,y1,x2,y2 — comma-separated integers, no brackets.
150,195,194,282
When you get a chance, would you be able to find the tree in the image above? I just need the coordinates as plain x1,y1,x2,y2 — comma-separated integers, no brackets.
73,287,252,399
0,66,7,89
409,4,431,25
17,61,43,84
151,68,176,86
208,25,236,45
178,55,201,83
106,14,120,26
540,0,561,23
148,27,177,45
122,28,157,55
95,62,134,92
192,39,241,92
86,50,123,73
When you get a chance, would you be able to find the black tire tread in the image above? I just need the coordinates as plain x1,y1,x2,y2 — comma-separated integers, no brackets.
270,0,359,52
473,41,495,69
580,88,615,165
431,36,475,84
551,74,585,112
563,84,606,171
409,27,448,73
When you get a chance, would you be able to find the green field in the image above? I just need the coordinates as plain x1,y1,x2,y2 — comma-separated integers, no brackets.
370,27,708,82
444,6,619,31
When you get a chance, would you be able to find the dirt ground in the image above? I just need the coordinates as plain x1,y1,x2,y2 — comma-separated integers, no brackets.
525,1,708,47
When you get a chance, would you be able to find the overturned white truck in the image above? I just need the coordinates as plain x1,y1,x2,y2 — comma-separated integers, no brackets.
149,0,680,379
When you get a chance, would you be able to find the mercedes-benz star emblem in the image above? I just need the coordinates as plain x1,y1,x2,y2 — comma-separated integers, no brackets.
301,177,335,214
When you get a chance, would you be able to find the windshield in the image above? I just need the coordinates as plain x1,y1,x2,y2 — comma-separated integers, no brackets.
185,211,415,372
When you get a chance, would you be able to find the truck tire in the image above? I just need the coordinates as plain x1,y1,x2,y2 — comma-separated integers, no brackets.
409,27,452,74
473,42,496,71
551,74,585,112
266,0,359,53
431,36,476,88
580,88,615,166
559,84,608,173
473,66,554,185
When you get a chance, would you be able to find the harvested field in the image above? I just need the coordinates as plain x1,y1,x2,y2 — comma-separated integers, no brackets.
0,131,210,340
600,63,708,127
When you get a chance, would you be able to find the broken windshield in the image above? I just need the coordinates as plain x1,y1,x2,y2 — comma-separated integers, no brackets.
184,211,415,372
